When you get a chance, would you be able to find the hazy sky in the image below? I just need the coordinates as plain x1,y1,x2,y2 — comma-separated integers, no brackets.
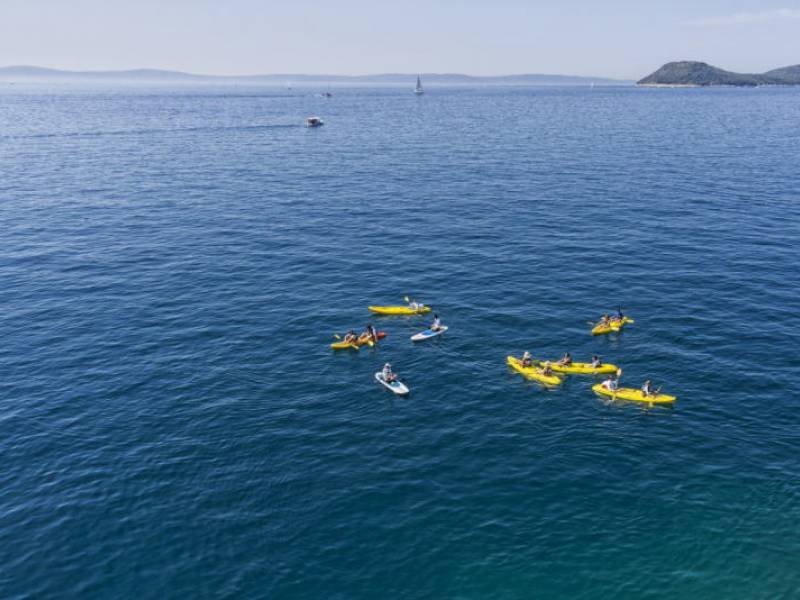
2,0,799,78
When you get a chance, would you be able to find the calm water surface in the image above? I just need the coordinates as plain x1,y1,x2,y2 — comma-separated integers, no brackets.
1,83,799,598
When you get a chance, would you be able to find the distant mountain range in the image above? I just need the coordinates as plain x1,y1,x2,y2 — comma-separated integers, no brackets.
638,61,800,87
0,65,628,86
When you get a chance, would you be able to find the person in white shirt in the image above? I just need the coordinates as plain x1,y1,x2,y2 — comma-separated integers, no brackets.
382,363,397,383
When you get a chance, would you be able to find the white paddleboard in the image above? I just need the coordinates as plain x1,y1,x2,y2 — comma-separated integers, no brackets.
375,372,409,395
410,326,448,342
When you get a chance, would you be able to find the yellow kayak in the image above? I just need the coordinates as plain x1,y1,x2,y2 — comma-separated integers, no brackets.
592,383,675,404
368,305,432,315
537,360,619,375
330,341,360,351
506,356,562,386
591,317,634,336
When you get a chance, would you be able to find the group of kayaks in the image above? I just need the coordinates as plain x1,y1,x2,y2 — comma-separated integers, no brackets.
332,300,445,396
507,312,677,405
331,301,676,406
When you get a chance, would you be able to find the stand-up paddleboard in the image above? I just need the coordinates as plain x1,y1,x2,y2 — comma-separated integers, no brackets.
375,372,409,395
411,326,448,342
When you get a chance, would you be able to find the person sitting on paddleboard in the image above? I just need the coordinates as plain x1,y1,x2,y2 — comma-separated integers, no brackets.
521,351,533,368
541,361,554,376
558,352,572,366
430,314,443,331
382,363,397,383
343,330,357,344
642,380,655,397
591,355,602,368
602,376,619,391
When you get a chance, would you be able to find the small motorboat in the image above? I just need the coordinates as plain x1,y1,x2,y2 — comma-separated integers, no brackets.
305,116,324,127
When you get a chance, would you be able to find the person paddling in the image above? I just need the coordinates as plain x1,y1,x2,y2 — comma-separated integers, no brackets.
642,380,655,397
382,363,398,383
365,324,378,343
557,352,572,366
521,351,533,368
602,375,619,391
343,330,358,344
591,355,602,368
541,361,554,377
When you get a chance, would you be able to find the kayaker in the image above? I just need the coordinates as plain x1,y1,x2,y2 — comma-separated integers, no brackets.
642,380,655,397
591,355,602,368
382,363,397,383
602,376,619,391
365,324,378,343
431,314,443,331
599,314,610,326
541,361,554,376
408,299,423,311
521,351,533,368
558,352,572,366
617,307,625,320
343,330,357,344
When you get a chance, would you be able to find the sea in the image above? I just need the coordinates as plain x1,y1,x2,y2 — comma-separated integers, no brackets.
1,82,799,599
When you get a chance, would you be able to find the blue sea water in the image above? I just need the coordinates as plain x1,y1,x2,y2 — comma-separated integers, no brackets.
1,82,799,599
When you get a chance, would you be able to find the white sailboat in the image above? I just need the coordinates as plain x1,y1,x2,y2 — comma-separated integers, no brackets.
414,75,424,95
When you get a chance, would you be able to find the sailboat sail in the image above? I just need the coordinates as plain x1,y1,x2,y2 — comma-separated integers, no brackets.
415,75,424,94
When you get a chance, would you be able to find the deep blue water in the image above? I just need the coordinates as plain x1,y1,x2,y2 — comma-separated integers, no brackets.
2,83,799,599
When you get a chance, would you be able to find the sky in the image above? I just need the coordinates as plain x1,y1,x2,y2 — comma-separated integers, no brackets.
1,0,799,79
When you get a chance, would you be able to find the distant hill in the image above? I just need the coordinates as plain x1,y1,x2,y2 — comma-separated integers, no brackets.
0,65,629,86
638,61,800,86
762,65,800,84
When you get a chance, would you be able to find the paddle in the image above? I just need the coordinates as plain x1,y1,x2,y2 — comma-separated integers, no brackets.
612,368,623,401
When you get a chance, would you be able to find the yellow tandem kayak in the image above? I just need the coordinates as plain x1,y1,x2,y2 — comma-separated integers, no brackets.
506,356,562,386
591,383,676,404
536,360,619,375
330,341,360,351
368,305,432,315
591,317,634,336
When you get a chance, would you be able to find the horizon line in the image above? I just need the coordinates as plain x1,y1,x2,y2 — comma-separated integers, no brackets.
0,64,631,81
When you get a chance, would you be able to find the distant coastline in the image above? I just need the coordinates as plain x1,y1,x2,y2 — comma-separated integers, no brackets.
0,65,630,86
638,61,800,87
